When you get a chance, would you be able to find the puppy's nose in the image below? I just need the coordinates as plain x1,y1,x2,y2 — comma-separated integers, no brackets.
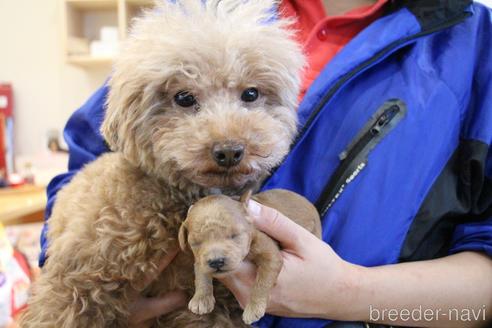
212,142,245,168
208,257,226,270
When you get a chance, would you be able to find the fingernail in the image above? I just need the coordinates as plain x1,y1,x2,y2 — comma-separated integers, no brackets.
247,200,261,219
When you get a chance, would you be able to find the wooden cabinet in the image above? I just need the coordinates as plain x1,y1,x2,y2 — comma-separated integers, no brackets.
62,0,154,67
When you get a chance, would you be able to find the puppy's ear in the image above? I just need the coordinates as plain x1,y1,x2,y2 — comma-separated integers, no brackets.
178,221,188,251
239,189,253,204
187,204,194,216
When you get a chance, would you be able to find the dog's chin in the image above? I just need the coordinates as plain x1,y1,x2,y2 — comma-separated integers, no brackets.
209,265,241,277
187,167,261,192
210,269,234,277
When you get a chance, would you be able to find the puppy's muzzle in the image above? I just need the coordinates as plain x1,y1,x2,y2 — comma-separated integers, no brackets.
212,141,245,168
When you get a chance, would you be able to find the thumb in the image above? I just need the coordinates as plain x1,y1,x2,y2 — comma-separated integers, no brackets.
247,200,311,250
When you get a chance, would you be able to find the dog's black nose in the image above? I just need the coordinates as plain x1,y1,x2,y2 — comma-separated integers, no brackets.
208,257,226,270
212,142,245,168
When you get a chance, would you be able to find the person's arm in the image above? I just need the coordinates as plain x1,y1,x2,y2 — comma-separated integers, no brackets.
219,201,492,328
39,85,110,267
352,251,492,327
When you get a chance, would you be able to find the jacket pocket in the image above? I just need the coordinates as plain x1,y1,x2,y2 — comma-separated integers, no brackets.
316,99,407,216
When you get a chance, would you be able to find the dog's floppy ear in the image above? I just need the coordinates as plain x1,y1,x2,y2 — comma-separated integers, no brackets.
239,189,253,204
178,221,188,251
101,85,143,151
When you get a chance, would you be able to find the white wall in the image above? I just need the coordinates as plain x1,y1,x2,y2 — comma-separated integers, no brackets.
477,0,492,7
0,0,109,157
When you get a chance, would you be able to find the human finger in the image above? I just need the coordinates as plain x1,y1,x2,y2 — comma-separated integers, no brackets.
129,290,187,325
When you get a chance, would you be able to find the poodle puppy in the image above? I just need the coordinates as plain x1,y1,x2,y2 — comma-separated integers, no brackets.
20,0,304,327
178,189,321,324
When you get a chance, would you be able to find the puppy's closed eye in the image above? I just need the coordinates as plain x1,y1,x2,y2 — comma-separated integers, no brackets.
190,240,202,248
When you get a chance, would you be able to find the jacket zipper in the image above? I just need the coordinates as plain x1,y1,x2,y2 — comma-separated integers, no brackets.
260,10,471,212
293,13,471,149
316,100,407,216
289,14,471,215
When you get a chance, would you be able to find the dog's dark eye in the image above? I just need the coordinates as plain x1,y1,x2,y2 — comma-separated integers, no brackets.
241,88,259,102
229,233,239,239
174,91,197,107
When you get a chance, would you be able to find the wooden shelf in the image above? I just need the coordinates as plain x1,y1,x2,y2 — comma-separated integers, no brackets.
62,0,154,68
125,0,154,5
67,55,114,67
65,0,117,10
0,185,46,225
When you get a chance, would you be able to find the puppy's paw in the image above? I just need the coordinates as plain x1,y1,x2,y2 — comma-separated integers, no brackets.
188,294,215,315
242,300,267,325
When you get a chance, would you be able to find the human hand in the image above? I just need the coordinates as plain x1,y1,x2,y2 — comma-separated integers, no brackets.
218,201,361,320
128,249,187,327
219,201,492,327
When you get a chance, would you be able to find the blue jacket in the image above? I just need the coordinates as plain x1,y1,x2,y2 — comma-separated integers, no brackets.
41,1,492,327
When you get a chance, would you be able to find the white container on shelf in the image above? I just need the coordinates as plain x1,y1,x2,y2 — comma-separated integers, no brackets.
100,26,119,43
90,40,119,57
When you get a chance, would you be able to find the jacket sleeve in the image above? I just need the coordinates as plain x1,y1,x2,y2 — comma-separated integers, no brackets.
39,84,110,267
449,218,492,257
448,140,492,258
448,5,492,259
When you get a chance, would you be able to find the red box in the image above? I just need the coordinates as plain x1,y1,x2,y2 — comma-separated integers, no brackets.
0,113,6,179
0,83,13,118
0,83,14,182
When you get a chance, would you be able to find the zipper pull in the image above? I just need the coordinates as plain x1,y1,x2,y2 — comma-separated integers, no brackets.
370,105,400,136
339,103,402,161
